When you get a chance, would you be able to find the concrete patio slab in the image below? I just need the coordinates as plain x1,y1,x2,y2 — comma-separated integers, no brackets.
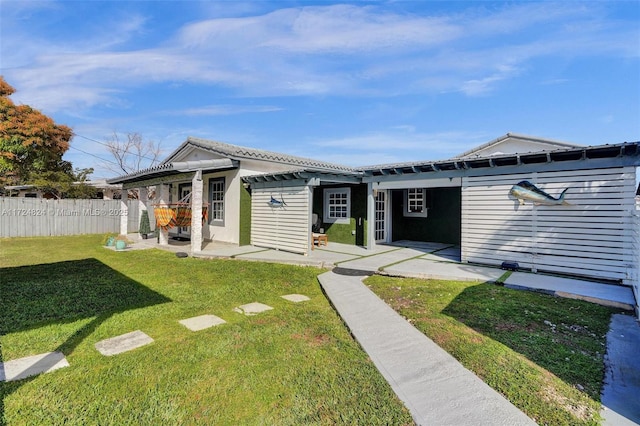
389,240,453,252
422,246,462,262
281,294,310,303
200,245,269,258
383,257,506,282
235,249,326,267
318,271,535,425
95,330,154,356
304,249,361,266
337,247,429,272
504,272,635,309
601,314,640,426
0,351,69,382
179,314,226,331
233,302,274,316
319,243,398,257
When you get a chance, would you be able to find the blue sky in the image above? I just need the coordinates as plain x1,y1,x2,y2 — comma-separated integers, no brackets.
1,1,639,178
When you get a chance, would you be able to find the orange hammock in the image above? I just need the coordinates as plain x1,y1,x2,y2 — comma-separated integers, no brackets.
153,204,208,231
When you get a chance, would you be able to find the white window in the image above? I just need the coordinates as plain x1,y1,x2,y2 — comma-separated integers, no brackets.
209,178,225,225
324,188,350,224
404,188,429,217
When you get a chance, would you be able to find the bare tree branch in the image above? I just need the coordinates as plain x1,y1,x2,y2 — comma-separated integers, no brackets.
102,132,162,175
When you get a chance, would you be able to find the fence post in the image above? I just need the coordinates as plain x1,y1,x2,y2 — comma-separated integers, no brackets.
120,198,128,236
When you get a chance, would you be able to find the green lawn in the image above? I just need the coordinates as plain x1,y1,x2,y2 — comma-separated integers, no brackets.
0,235,413,425
366,275,625,426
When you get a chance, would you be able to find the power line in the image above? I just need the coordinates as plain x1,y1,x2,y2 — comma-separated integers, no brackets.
71,132,161,164
67,144,121,167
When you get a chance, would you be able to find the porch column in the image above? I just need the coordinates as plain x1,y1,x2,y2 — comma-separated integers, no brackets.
119,197,128,236
366,182,375,250
190,170,204,253
157,183,170,246
138,187,148,238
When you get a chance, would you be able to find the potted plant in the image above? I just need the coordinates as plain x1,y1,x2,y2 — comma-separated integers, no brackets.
139,210,151,239
115,234,130,251
103,233,117,247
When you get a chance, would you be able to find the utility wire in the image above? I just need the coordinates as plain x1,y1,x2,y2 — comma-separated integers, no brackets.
71,132,161,164
67,144,121,167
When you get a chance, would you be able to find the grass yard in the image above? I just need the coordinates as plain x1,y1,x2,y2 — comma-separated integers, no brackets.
366,275,625,426
0,235,413,425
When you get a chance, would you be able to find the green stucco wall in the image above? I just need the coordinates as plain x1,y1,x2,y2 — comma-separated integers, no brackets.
239,182,252,246
313,184,368,246
391,187,461,244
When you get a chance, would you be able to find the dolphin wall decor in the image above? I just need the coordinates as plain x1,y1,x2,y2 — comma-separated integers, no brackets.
509,180,570,205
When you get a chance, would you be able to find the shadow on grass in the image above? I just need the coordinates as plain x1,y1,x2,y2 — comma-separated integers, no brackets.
441,282,619,399
0,258,171,426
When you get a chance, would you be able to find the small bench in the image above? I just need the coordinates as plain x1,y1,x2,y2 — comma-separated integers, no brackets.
312,233,328,250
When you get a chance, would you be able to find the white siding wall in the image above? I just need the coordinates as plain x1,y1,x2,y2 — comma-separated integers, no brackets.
631,200,640,311
251,186,310,254
461,167,636,283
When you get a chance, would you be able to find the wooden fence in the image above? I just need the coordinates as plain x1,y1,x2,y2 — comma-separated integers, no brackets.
0,197,140,238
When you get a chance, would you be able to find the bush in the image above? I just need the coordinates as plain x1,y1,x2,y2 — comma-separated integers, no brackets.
139,210,151,237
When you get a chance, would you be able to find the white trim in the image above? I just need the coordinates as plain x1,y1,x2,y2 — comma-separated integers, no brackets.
403,188,429,218
375,189,390,243
324,187,351,224
375,177,461,190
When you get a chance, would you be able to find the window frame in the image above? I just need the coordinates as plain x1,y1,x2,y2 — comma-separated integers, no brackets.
403,188,429,218
208,177,225,226
323,187,351,225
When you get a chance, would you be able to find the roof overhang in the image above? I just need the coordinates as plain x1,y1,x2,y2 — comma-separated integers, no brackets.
243,169,362,189
361,142,640,182
107,158,239,186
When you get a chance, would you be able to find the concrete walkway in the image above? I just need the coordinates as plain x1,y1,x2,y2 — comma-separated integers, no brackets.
183,240,636,310
601,314,640,426
319,271,536,425
135,237,640,424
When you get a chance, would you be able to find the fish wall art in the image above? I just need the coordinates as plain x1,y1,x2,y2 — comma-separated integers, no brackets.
267,195,287,208
509,180,570,206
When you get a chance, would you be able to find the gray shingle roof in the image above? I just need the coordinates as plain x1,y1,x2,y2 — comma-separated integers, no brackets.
166,137,355,173
454,133,581,159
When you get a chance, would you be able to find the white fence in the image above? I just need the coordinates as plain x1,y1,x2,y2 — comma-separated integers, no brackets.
0,197,140,238
632,210,640,313
461,166,635,283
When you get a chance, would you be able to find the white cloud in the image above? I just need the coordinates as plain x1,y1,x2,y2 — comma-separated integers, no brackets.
180,104,283,116
1,2,638,114
310,129,490,165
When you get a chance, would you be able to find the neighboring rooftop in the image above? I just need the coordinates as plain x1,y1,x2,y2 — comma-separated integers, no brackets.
454,133,582,159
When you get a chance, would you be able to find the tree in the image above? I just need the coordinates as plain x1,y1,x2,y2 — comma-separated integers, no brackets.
103,132,162,175
0,76,73,187
29,167,97,199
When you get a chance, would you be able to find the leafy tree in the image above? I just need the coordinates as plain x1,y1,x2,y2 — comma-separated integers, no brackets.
0,76,73,188
29,167,97,199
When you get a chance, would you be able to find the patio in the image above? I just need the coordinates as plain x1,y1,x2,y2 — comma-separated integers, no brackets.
129,236,635,311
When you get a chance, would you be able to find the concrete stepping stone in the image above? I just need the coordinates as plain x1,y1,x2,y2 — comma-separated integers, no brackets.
0,351,69,382
179,314,226,331
281,294,310,303
233,302,273,316
95,330,154,356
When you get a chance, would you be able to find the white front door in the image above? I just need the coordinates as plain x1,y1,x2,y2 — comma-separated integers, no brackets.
178,184,192,238
375,190,388,243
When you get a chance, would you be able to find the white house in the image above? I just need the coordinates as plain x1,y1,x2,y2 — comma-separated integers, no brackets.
109,133,640,315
